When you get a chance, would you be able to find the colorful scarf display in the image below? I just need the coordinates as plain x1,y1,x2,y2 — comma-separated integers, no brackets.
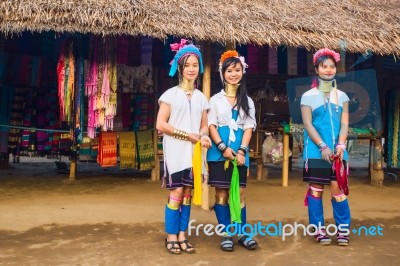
57,40,75,122
119,131,136,169
135,129,155,171
97,131,117,167
85,36,118,138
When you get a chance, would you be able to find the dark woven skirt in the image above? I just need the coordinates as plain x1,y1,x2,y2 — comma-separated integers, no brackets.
303,159,347,185
208,161,247,188
165,168,193,190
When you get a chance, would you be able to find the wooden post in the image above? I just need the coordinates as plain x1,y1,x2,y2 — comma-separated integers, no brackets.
282,133,289,187
201,42,212,211
369,138,384,187
69,159,76,180
152,67,160,181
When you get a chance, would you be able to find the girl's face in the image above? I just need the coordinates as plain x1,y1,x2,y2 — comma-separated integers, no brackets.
315,58,337,80
181,55,199,81
224,62,243,85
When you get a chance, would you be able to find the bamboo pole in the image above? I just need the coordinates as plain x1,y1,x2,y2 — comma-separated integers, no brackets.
201,42,211,210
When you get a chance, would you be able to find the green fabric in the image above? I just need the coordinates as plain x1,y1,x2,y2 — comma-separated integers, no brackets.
229,159,242,224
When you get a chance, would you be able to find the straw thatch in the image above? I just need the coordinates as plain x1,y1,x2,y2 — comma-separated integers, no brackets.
1,0,400,55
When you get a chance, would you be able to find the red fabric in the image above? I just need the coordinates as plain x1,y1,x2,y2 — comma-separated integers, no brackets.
332,155,349,195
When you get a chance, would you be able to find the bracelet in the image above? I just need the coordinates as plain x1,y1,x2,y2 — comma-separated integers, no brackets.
239,145,249,153
336,144,346,150
199,131,209,137
319,143,328,151
173,129,189,140
217,141,227,152
238,147,247,155
237,150,245,156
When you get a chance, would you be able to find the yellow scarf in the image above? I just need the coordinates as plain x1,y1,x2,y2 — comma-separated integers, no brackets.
192,141,202,205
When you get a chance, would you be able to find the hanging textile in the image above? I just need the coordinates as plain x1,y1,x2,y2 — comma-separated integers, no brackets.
287,46,298,75
268,47,278,74
141,38,153,66
8,87,24,155
79,137,92,161
85,36,117,138
297,48,308,75
258,46,268,73
75,37,85,144
97,131,117,167
132,94,155,130
0,51,7,80
307,50,314,75
0,85,14,153
152,39,164,67
57,39,75,122
128,37,141,67
247,45,259,73
119,131,137,169
277,46,288,74
392,91,400,166
117,36,129,65
121,93,132,129
135,129,155,171
31,56,43,87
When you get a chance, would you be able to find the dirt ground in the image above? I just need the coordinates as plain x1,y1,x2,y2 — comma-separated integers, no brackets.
1,159,400,266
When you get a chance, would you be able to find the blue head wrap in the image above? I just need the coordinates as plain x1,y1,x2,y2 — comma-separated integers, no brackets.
169,41,204,77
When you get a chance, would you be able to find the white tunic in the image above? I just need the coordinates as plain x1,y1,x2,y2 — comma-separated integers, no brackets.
158,86,209,175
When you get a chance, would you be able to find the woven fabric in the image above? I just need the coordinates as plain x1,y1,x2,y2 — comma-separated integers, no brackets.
119,131,136,169
135,130,155,171
97,132,118,167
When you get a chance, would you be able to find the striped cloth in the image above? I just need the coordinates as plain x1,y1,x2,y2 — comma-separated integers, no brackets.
119,131,136,169
135,130,155,171
98,132,118,167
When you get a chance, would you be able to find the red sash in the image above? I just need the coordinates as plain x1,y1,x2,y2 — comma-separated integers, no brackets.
332,155,349,195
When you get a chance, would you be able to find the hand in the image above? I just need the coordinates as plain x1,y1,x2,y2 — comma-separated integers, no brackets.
188,133,200,144
237,152,245,166
335,147,345,160
321,147,333,162
222,147,236,160
200,135,212,148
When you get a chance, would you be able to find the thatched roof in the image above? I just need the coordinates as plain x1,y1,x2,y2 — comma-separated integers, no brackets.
1,0,400,55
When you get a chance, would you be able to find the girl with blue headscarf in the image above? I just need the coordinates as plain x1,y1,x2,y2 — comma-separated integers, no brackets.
156,39,211,254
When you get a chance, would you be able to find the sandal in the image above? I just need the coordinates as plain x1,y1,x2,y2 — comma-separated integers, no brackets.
220,236,234,252
165,239,181,255
238,235,258,250
337,232,349,246
178,239,196,254
314,230,331,246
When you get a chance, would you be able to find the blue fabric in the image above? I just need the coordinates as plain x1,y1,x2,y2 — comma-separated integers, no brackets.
241,206,247,225
207,110,250,167
302,102,348,161
307,194,325,226
179,205,191,232
169,44,204,77
165,205,180,234
332,199,351,230
214,204,231,227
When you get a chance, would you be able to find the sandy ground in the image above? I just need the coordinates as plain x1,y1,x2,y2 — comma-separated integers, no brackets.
1,155,400,265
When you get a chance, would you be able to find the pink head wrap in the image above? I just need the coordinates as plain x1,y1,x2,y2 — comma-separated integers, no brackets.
313,48,340,65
